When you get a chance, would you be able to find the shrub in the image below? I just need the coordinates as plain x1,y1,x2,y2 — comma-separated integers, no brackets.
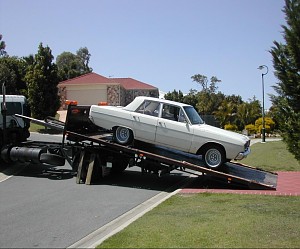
255,117,275,133
245,124,256,134
224,124,238,131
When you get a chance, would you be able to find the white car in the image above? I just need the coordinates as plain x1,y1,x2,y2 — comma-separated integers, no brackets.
89,96,250,170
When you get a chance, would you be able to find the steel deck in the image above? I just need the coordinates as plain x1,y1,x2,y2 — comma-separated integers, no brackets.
15,110,278,190
66,131,278,190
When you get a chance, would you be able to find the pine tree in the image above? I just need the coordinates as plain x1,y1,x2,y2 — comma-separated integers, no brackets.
25,43,60,119
270,0,300,161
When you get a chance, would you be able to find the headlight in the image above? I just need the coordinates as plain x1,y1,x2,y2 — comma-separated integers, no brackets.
244,140,250,150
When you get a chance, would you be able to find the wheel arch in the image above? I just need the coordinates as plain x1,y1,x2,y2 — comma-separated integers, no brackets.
112,125,136,138
112,125,135,145
197,142,227,158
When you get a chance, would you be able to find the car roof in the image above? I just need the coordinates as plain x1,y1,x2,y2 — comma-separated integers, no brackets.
124,96,191,111
132,96,191,107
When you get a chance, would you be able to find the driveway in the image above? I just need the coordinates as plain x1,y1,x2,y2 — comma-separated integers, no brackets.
0,133,189,248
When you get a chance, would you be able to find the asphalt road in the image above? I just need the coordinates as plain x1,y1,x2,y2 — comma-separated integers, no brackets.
0,133,189,248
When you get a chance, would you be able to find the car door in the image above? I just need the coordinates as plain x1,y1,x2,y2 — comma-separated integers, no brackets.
130,100,160,143
155,103,193,152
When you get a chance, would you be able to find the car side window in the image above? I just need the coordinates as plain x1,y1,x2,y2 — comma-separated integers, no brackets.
161,104,183,122
136,100,160,117
178,109,187,123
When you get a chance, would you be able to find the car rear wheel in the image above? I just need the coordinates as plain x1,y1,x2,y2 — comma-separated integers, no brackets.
203,145,225,170
114,127,134,145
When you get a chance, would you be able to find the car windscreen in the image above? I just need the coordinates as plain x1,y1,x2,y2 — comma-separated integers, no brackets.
183,106,204,125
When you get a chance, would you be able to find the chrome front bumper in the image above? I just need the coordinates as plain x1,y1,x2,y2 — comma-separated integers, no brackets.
235,147,251,160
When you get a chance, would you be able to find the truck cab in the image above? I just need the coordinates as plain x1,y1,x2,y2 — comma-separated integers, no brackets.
0,95,31,146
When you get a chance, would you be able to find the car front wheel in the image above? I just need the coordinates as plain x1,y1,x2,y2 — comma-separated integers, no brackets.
114,127,134,145
203,145,225,170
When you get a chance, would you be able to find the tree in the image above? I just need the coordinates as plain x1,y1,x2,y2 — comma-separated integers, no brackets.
77,47,92,73
190,74,223,116
164,89,184,103
182,89,198,108
270,0,300,161
0,34,7,57
236,97,261,129
191,74,221,93
191,74,208,90
0,62,16,93
196,91,225,116
266,104,280,130
56,47,92,81
0,56,27,94
214,100,235,128
56,51,81,80
25,43,60,119
209,76,221,93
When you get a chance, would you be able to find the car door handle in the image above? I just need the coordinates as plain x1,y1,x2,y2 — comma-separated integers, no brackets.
133,115,139,121
158,121,165,127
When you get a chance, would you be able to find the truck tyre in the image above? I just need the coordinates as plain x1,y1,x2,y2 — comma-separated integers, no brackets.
203,145,225,170
111,156,130,174
114,127,133,145
40,153,65,166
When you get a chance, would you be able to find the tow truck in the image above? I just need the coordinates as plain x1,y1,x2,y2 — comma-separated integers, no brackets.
0,88,277,190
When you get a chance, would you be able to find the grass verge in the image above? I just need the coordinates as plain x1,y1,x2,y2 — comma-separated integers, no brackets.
98,194,300,248
29,122,62,134
29,113,62,134
97,140,300,248
242,140,300,171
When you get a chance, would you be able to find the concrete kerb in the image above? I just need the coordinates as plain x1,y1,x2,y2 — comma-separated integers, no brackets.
67,174,198,248
250,137,282,145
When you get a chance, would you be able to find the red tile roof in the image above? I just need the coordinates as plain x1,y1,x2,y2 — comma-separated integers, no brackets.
58,72,110,85
109,77,157,90
58,72,157,90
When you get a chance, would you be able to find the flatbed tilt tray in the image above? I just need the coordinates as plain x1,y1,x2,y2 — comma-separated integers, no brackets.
11,104,277,190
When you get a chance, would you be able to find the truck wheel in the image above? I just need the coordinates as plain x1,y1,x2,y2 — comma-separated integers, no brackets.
40,153,65,166
203,145,225,170
111,156,130,174
114,127,133,145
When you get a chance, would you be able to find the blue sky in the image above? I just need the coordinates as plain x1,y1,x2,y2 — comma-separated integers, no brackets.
1,0,285,109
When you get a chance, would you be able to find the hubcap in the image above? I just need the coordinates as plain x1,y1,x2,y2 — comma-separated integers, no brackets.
116,127,129,142
205,148,222,168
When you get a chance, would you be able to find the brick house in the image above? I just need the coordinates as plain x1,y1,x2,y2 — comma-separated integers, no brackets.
58,72,159,109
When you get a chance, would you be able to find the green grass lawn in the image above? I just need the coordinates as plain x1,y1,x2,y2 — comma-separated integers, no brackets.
29,113,62,134
98,194,300,248
97,140,300,248
29,122,62,134
241,140,300,171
